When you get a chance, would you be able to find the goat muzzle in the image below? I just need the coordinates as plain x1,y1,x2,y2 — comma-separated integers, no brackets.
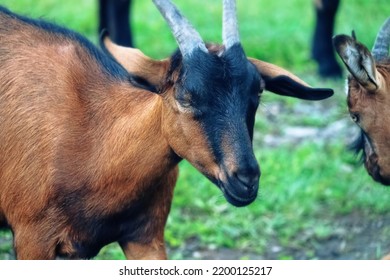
218,165,260,207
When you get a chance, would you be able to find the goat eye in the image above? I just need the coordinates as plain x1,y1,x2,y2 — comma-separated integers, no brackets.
177,99,191,108
350,113,360,123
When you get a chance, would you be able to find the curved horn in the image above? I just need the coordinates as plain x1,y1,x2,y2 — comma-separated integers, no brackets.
153,0,207,57
372,17,390,61
222,0,240,49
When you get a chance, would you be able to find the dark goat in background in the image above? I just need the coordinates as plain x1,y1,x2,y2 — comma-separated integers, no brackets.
0,0,332,259
312,0,341,77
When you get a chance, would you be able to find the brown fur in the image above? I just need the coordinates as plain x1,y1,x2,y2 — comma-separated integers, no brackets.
0,11,179,259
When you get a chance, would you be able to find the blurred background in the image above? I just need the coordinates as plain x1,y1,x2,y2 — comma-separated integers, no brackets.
1,0,390,260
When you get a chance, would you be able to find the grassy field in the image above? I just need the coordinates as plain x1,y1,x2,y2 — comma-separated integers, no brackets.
1,0,390,260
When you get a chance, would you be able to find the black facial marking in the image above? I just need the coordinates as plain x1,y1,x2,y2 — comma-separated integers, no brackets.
172,45,261,162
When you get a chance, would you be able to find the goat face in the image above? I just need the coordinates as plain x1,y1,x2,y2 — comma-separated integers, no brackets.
334,18,390,185
162,45,262,207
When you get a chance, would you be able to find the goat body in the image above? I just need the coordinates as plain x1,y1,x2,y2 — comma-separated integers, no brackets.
0,6,175,259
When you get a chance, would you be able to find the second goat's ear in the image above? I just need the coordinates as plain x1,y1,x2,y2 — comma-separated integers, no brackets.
333,34,378,91
249,58,334,100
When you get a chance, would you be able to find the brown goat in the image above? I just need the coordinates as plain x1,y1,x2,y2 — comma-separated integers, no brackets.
0,0,332,259
333,18,390,185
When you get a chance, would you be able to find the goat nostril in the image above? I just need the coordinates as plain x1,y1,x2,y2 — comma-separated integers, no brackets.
236,172,259,191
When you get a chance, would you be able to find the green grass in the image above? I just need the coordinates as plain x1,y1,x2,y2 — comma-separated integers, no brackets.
1,0,390,259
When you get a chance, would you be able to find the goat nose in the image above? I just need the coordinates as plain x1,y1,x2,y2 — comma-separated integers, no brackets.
236,173,257,190
235,169,260,191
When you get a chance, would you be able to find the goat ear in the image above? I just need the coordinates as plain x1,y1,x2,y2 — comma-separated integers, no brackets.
101,33,169,90
333,34,378,90
249,58,334,100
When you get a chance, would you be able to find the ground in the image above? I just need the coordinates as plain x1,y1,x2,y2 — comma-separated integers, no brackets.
168,212,390,260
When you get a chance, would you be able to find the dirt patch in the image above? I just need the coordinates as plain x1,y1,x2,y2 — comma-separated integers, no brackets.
168,212,390,260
